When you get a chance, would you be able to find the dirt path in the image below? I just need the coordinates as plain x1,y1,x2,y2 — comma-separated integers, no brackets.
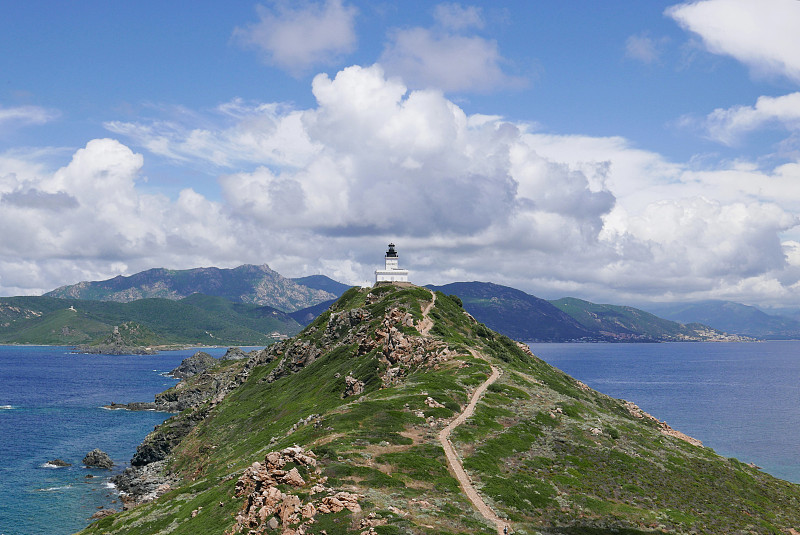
417,290,436,335
438,361,508,534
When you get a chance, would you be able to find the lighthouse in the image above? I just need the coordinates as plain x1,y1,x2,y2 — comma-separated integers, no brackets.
375,243,409,284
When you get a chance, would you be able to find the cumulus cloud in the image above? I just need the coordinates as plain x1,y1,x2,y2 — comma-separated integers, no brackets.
379,4,524,93
5,65,800,307
688,92,800,145
234,0,357,76
667,0,800,83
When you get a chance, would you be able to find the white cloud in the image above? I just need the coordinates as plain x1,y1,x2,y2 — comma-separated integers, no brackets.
691,92,800,145
0,105,58,130
379,4,523,93
625,33,667,64
234,0,357,76
6,65,800,307
667,0,800,83
433,3,484,31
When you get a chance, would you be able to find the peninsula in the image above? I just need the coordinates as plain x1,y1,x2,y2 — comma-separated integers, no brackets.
82,283,800,534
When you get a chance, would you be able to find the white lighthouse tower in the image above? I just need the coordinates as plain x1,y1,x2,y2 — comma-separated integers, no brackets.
375,243,409,284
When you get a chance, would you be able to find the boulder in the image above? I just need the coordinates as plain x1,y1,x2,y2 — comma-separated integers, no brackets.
170,351,217,379
83,449,113,469
48,458,71,467
220,347,250,361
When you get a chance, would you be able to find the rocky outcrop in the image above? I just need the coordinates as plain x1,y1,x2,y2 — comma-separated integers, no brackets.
48,458,71,467
83,449,113,469
169,351,217,379
228,446,363,535
623,400,704,447
76,322,158,355
112,460,180,509
220,346,252,361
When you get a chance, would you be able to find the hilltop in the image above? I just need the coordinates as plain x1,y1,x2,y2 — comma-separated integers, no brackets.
81,284,800,534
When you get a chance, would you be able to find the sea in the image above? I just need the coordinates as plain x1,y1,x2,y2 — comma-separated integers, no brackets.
0,345,229,535
528,341,800,484
2,342,800,534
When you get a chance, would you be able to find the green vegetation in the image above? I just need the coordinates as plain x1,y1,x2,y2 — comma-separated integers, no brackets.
44,264,337,312
0,294,301,347
78,284,800,534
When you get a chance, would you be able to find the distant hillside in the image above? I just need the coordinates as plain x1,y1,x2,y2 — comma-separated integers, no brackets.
45,265,335,312
0,294,302,347
647,300,800,340
427,282,594,341
292,275,351,297
289,298,338,326
551,297,741,342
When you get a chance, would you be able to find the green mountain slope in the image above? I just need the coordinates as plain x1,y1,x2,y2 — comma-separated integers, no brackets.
44,264,335,312
551,297,741,341
0,294,302,347
292,275,352,297
81,285,800,534
427,281,594,341
648,300,800,340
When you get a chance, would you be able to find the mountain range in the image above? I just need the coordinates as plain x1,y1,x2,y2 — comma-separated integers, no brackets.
3,264,787,346
44,264,336,312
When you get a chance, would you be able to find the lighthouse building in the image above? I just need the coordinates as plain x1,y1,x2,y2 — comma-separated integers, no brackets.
375,243,409,284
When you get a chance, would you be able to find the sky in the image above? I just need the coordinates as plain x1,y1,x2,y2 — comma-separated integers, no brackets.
2,0,800,309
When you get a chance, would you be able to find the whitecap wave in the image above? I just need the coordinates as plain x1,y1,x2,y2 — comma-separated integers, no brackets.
0,404,13,410
41,462,64,469
37,485,72,491
104,481,117,490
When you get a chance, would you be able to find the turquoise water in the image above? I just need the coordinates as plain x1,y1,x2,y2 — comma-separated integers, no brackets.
0,346,228,535
528,341,800,484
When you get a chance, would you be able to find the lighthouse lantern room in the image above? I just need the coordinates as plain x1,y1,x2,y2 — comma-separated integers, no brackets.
375,243,409,284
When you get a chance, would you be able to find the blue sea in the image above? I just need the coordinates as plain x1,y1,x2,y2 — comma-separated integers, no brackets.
0,345,229,535
3,342,800,534
528,341,800,484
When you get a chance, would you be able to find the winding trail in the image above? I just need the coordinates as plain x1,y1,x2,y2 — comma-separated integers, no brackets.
417,289,508,533
438,361,507,534
417,291,436,336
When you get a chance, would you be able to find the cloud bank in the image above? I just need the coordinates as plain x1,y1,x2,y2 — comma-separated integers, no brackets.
3,64,800,307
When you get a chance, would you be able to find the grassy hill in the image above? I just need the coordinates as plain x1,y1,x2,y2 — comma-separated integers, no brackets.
79,284,800,534
44,264,336,312
647,300,800,340
551,297,739,341
427,281,594,341
0,294,302,347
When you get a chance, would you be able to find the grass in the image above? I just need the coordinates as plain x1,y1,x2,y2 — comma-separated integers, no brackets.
81,284,800,535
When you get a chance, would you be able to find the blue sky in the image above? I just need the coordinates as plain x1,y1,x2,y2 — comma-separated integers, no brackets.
2,1,800,309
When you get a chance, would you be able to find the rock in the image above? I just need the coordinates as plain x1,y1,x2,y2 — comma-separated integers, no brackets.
343,374,365,398
170,351,217,379
220,347,251,361
83,449,113,469
424,396,445,408
91,509,117,519
282,467,305,487
48,458,71,467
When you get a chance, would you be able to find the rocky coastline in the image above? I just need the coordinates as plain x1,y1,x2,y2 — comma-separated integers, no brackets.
107,347,256,505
